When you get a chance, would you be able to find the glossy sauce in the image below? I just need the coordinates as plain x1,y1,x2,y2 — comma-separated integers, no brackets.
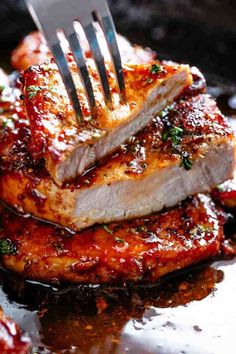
0,76,236,353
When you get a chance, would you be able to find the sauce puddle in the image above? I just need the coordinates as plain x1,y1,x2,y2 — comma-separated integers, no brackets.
0,258,235,353
0,85,236,354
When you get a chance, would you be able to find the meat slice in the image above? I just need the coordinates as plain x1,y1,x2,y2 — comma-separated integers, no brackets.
23,59,192,184
0,73,234,231
0,307,31,354
11,30,155,71
0,194,225,284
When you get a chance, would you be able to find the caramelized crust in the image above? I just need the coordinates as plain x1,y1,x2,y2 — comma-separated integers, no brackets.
0,307,31,354
11,30,155,71
0,70,234,231
23,59,192,183
0,194,224,284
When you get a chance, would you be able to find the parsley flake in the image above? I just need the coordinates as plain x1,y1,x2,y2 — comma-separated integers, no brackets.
150,64,161,74
1,116,15,130
0,239,16,255
26,85,42,98
162,125,183,147
180,152,192,171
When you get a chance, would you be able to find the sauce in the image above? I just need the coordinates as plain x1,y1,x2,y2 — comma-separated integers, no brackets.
0,70,236,354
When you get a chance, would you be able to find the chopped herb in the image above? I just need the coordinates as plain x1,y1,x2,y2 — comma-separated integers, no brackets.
170,126,183,146
162,130,169,142
150,64,161,74
0,239,16,255
102,225,114,235
0,85,6,91
115,237,125,243
181,152,192,171
1,116,15,129
162,125,183,147
26,85,42,98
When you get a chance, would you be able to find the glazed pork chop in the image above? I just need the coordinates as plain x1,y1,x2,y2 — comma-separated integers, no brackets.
11,30,155,71
23,59,192,184
0,194,225,284
0,71,234,231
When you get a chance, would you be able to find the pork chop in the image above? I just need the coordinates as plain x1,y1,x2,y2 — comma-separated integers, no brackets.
23,59,192,184
0,194,225,284
0,71,234,231
11,30,155,71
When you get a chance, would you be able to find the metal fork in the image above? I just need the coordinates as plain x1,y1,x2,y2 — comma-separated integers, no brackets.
25,0,125,121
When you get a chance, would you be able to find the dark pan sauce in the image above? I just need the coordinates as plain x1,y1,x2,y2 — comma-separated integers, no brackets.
0,86,236,354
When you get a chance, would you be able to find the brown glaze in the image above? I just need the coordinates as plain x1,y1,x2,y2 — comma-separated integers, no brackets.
22,58,190,179
0,194,225,284
0,68,231,184
0,69,234,231
0,307,30,354
1,31,236,354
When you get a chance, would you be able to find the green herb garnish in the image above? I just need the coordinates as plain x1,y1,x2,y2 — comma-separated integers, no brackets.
26,85,42,98
1,116,15,130
170,126,184,146
180,152,192,171
0,239,16,255
162,125,183,147
150,64,161,74
102,225,114,235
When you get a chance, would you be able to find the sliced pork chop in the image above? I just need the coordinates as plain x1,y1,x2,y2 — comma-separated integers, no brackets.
23,59,192,184
11,30,155,71
0,73,234,231
0,194,225,284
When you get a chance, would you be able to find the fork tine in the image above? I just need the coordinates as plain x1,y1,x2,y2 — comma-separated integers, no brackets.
66,31,96,113
83,22,112,108
97,13,126,101
50,41,83,122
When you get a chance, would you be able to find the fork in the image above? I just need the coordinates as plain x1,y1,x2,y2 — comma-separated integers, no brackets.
25,0,125,121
